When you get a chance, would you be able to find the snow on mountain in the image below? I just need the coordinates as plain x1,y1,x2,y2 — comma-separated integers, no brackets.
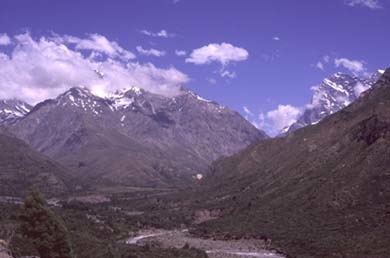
0,99,32,124
285,70,383,134
10,85,266,187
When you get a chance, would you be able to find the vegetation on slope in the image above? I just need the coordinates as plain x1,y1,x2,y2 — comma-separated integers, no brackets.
189,69,390,258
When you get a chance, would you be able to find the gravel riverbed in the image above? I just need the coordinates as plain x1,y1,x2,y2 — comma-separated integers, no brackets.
127,229,285,258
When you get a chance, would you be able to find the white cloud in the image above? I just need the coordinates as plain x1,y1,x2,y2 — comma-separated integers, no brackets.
57,33,135,60
186,43,248,78
316,61,324,70
242,105,301,136
175,50,187,56
314,55,331,71
0,33,11,46
345,0,382,9
323,55,330,63
243,106,253,116
244,111,266,132
207,78,217,85
272,36,280,41
0,32,189,104
136,46,166,57
220,70,236,79
140,29,173,38
334,58,365,74
354,82,371,97
186,42,249,65
266,105,302,133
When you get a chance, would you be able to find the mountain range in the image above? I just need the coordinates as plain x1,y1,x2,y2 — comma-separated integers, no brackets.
2,86,266,189
0,67,389,258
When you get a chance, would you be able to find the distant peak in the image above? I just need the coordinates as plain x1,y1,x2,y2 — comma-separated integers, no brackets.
0,98,32,124
62,86,93,99
179,87,213,103
126,86,144,95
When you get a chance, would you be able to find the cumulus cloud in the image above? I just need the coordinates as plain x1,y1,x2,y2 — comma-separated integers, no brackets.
0,32,189,104
242,104,301,136
345,0,382,9
334,58,365,74
266,105,302,134
186,43,248,78
175,50,187,56
243,110,266,132
136,46,166,57
57,33,135,60
354,82,371,96
140,29,173,38
186,43,248,65
0,33,11,45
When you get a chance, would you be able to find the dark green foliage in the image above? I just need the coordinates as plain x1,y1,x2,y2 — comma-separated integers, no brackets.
19,187,74,258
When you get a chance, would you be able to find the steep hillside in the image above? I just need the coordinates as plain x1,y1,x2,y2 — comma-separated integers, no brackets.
192,69,390,258
0,133,71,197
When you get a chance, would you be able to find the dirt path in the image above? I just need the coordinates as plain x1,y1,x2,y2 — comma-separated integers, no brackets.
126,229,285,258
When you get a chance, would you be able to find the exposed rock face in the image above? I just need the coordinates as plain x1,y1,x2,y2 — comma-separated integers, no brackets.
9,87,266,187
285,70,384,133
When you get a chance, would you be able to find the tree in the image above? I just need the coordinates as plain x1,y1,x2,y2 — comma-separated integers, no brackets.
19,187,74,258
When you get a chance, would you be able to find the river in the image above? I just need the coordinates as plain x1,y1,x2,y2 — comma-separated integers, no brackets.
126,229,285,258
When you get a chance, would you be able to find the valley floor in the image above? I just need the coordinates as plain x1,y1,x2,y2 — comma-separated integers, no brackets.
126,229,285,258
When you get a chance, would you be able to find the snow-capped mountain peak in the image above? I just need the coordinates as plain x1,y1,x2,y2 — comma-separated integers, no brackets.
0,99,32,124
54,86,109,116
285,71,382,134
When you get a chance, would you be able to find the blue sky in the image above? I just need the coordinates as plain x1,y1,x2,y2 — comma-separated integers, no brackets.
0,0,389,135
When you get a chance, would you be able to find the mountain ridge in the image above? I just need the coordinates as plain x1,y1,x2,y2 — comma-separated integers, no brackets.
191,68,390,258
6,86,267,188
